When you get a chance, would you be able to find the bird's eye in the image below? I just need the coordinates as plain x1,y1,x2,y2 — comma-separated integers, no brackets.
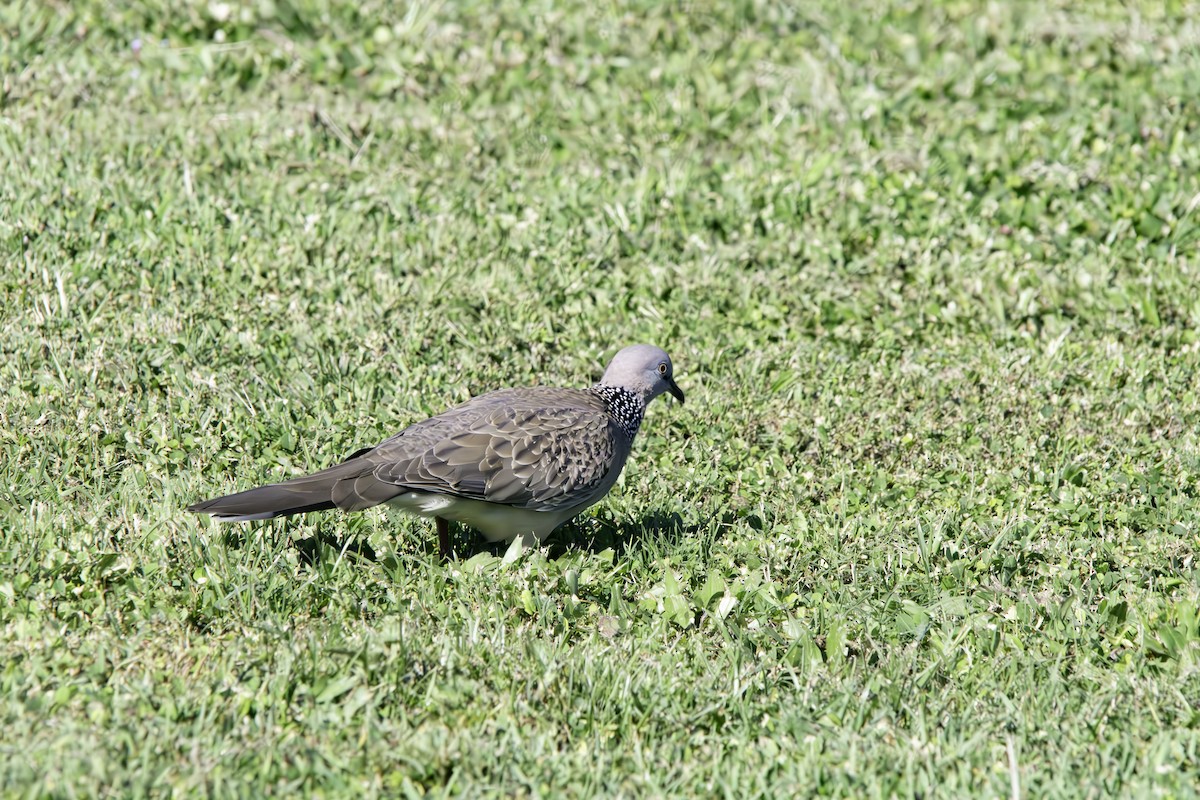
657,362,668,375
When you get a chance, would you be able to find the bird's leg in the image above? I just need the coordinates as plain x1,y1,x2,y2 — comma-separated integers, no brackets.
436,517,451,561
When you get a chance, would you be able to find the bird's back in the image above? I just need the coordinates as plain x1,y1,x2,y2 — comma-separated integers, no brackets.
348,386,633,512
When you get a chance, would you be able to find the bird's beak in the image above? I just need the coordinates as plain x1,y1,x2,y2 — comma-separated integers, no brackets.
666,376,685,404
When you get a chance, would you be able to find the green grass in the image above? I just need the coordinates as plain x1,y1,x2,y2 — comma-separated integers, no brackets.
3,0,1200,796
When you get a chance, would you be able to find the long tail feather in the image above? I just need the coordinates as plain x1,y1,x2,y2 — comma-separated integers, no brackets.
188,458,380,521
186,485,338,521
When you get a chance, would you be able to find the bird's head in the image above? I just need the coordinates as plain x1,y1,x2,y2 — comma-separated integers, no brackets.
600,344,685,405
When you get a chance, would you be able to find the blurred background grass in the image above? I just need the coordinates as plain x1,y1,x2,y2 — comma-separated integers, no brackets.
3,0,1200,796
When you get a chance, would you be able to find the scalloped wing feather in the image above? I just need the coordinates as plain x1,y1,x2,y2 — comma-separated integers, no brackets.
335,387,627,513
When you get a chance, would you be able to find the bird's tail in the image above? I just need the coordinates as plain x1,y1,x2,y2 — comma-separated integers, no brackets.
187,453,394,521
186,481,338,521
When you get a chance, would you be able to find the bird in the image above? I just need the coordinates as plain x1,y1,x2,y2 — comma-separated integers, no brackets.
187,344,684,559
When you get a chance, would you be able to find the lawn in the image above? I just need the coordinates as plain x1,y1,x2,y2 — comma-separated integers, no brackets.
3,0,1200,796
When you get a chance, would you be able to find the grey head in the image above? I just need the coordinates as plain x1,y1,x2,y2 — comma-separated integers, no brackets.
598,344,685,405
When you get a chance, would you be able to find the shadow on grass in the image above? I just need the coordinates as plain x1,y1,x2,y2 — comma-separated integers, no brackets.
442,509,706,561
220,527,378,566
294,532,377,566
562,511,693,555
220,508,714,564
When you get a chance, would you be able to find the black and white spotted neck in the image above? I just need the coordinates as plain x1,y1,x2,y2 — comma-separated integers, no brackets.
590,384,645,439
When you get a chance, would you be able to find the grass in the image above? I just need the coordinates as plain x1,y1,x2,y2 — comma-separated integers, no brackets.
3,0,1200,795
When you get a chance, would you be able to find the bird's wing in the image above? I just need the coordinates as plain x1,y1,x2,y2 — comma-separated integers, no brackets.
334,388,622,512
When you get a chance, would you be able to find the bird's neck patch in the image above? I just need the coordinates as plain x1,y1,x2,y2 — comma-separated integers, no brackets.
591,384,645,439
